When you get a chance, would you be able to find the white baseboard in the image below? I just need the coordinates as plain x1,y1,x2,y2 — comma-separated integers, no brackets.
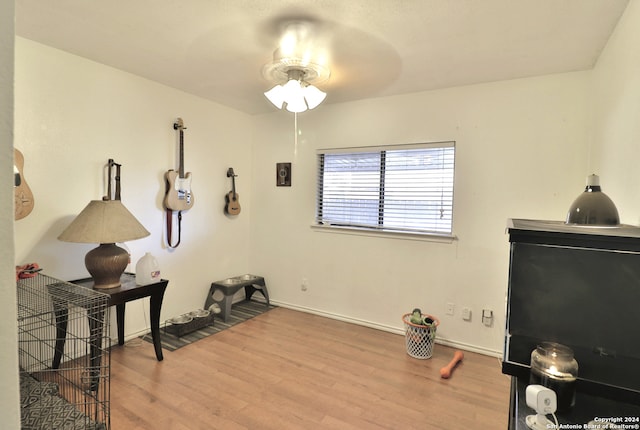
272,300,503,358
118,299,503,359
117,328,151,345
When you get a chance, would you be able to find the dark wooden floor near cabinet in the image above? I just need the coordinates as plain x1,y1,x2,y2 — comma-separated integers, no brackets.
110,307,510,429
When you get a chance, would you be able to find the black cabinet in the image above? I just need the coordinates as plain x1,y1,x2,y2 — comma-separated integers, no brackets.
503,219,640,426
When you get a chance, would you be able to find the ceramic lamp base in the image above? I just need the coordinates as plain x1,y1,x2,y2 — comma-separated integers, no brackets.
85,243,129,289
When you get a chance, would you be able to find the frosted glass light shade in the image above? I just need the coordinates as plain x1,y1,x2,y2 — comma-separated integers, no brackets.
264,84,286,109
303,84,327,109
282,79,302,99
264,78,326,112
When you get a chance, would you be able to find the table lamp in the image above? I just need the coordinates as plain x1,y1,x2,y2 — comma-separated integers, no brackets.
58,199,150,289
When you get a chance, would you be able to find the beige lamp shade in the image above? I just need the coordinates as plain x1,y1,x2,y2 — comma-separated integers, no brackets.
59,200,150,243
58,200,150,289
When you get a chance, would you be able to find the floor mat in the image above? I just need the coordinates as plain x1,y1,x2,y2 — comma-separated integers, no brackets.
143,300,275,352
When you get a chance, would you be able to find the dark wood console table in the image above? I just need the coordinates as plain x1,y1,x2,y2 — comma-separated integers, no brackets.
71,273,168,361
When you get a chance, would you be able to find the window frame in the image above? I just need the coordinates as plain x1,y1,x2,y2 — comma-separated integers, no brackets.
314,141,457,241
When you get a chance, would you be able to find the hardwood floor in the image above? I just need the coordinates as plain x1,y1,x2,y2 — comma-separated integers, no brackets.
109,307,510,429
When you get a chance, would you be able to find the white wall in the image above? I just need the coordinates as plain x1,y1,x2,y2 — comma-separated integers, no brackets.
590,0,640,225
0,0,20,427
14,38,253,338
250,72,591,354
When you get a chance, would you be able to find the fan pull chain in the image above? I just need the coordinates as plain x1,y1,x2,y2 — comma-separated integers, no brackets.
294,112,299,157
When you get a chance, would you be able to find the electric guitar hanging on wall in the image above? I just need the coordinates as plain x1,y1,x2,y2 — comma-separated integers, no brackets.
14,148,34,220
164,118,195,211
225,168,241,215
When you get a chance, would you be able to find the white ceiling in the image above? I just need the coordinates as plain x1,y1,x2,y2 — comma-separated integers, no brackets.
15,0,629,115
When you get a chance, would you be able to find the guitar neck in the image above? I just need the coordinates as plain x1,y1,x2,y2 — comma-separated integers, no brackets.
232,176,236,197
173,118,186,178
178,129,185,178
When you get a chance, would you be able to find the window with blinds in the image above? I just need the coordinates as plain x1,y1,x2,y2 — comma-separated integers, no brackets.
316,142,455,236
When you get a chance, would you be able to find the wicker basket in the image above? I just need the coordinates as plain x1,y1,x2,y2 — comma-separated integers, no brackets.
402,313,439,359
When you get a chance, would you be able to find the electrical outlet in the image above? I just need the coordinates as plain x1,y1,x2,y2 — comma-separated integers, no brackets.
301,278,308,291
446,303,455,316
462,307,472,321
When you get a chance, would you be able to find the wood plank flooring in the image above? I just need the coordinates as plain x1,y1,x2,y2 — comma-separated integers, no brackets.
109,307,510,429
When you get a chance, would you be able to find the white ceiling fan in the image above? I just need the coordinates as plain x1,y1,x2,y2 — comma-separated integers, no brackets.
261,21,332,113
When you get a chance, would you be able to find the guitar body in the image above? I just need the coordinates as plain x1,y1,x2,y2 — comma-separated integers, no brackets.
225,190,241,215
164,169,194,211
14,148,35,220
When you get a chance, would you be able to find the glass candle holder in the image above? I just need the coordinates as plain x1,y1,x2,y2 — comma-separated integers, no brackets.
529,342,579,411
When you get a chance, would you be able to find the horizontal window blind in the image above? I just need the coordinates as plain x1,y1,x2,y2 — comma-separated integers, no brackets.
316,142,455,235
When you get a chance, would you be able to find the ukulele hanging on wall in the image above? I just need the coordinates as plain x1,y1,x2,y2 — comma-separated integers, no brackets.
225,168,241,215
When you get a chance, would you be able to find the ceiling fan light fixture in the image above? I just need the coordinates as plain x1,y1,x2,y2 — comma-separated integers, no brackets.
263,68,326,113
262,49,330,113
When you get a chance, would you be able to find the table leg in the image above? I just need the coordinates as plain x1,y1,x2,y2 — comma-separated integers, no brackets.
116,303,126,346
150,290,165,361
52,306,69,369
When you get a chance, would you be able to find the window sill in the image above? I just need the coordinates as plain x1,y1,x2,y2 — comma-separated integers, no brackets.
310,224,458,243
